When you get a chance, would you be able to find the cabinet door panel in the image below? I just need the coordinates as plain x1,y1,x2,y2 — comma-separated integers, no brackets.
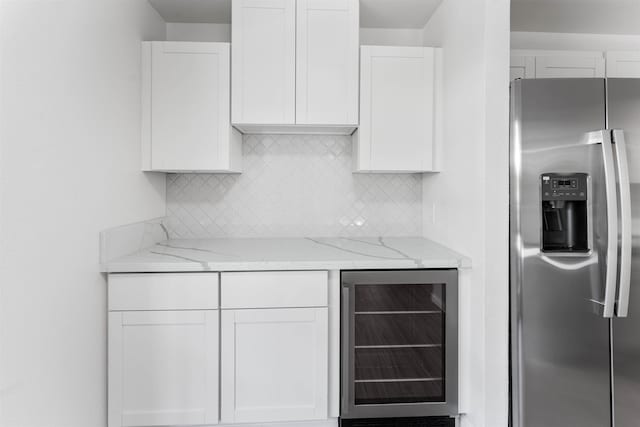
150,42,228,171
221,308,328,423
108,311,219,427
606,51,640,78
535,55,605,78
296,0,359,125
232,0,296,124
510,55,535,80
358,46,435,172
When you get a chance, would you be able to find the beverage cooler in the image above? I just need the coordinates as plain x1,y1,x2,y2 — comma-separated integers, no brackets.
340,270,458,424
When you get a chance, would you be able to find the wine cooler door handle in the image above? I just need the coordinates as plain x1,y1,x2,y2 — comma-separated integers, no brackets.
612,129,632,317
587,130,619,318
341,284,352,417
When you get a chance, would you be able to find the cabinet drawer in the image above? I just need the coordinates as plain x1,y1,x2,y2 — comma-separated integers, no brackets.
221,271,328,309
108,273,219,311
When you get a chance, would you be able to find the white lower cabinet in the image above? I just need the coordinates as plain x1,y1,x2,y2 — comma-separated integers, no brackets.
108,271,330,427
220,307,329,424
108,310,219,427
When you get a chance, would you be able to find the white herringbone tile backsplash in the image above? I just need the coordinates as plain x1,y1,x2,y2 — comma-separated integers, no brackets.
165,134,423,238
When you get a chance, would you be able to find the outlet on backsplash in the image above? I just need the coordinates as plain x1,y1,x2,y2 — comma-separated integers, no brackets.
164,134,423,239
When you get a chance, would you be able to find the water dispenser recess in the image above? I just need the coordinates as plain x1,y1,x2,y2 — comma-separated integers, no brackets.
540,173,589,253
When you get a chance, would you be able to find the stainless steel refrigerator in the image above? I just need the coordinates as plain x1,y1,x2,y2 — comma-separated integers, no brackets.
510,78,640,427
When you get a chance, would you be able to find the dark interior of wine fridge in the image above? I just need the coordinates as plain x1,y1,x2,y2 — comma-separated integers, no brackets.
352,283,446,405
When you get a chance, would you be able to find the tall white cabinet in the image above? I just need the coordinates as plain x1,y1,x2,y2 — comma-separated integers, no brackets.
141,42,241,172
353,46,442,172
232,0,359,134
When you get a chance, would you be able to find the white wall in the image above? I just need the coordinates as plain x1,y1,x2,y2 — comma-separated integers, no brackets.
166,23,231,42
360,28,426,46
422,0,510,426
0,1,166,426
512,31,640,51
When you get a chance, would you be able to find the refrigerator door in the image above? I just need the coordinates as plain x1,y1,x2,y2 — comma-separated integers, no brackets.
511,79,612,427
607,79,640,427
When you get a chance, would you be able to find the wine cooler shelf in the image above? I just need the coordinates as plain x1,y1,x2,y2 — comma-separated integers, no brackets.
355,312,443,347
355,346,444,381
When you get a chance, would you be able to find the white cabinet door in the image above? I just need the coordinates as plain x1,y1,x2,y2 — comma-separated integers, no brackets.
510,55,535,80
142,42,241,172
296,0,359,126
535,54,605,78
108,311,219,427
606,51,640,78
231,0,296,125
355,46,439,172
221,308,328,423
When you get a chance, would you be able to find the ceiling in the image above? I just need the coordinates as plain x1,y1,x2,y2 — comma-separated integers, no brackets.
511,0,640,35
149,0,443,28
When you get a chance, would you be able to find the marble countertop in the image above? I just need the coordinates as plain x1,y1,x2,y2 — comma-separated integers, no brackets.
102,236,471,273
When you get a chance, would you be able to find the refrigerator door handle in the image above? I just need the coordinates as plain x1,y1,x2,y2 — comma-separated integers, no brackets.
612,129,632,317
587,130,619,318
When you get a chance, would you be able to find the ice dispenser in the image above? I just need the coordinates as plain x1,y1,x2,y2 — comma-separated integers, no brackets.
540,173,589,253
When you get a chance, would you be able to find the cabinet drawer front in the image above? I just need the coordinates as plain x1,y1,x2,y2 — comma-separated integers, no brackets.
109,273,219,311
221,271,328,308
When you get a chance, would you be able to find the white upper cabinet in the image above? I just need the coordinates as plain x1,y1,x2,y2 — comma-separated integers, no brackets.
231,0,296,127
510,54,535,80
535,54,605,78
510,50,605,79
354,46,442,173
606,51,640,78
232,0,359,134
141,42,242,173
295,0,359,126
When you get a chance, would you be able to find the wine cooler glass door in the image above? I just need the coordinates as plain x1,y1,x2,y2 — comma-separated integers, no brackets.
341,270,458,419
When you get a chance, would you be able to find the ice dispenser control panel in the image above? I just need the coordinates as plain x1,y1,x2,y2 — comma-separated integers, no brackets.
541,174,587,201
541,173,589,253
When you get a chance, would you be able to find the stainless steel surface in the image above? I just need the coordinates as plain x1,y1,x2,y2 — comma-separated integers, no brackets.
611,129,632,318
607,79,640,427
590,129,619,318
511,79,612,427
340,269,458,419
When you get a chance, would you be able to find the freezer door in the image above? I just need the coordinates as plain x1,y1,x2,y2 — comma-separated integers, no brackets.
511,79,612,427
607,79,640,427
